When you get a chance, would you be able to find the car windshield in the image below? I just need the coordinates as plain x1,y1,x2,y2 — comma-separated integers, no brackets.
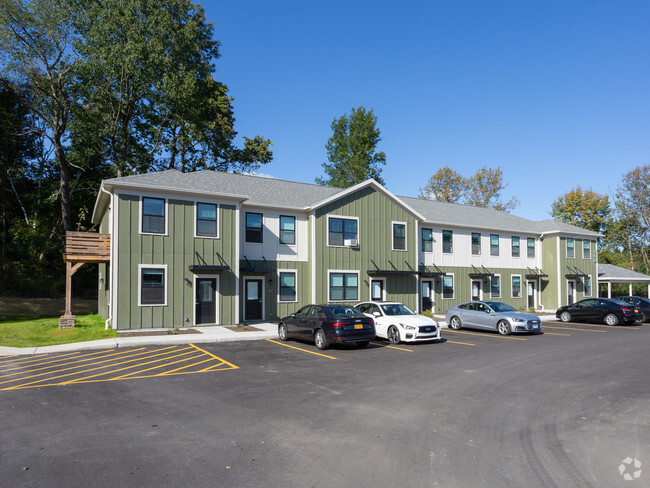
381,304,416,316
484,302,516,312
326,306,364,318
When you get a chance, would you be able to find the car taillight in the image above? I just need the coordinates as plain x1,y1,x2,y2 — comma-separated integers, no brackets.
332,322,344,328
620,307,630,311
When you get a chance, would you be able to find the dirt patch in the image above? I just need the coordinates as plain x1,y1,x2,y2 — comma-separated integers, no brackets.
118,328,202,337
225,325,263,332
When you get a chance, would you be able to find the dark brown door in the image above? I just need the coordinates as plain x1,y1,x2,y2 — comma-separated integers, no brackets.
196,278,216,324
245,279,263,320
421,280,433,311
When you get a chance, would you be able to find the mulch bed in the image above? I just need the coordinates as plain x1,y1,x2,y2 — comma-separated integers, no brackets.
225,325,263,332
118,328,202,337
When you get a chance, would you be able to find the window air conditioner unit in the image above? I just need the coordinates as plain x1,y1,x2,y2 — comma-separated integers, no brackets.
344,238,358,247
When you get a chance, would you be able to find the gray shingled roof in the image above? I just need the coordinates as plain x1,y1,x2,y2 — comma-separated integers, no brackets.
598,263,650,281
97,170,600,237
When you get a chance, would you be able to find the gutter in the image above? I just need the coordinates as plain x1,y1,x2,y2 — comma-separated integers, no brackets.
99,185,113,330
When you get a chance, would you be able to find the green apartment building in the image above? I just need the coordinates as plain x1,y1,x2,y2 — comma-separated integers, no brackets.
91,170,600,329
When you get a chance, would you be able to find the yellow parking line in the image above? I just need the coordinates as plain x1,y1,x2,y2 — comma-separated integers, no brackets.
0,351,82,369
444,330,527,340
266,339,337,359
371,342,414,352
446,340,476,346
107,355,213,381
542,332,571,336
543,325,606,333
189,344,239,370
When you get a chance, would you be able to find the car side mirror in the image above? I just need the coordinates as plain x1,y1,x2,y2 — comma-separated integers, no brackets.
485,309,492,314
373,311,381,318
290,313,296,318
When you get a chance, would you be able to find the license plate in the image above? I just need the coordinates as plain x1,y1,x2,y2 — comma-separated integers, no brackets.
634,309,639,313
355,324,363,329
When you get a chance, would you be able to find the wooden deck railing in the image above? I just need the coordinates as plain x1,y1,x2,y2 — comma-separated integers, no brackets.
64,232,110,263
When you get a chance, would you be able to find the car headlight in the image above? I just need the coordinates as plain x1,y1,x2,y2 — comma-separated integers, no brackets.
400,323,416,330
512,317,526,323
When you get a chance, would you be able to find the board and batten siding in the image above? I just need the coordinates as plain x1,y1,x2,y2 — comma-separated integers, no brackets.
114,194,238,329
313,186,418,310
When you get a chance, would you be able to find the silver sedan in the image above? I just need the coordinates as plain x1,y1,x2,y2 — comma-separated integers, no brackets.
445,301,542,335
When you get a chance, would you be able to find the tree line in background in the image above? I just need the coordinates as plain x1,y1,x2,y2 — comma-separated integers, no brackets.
0,0,272,297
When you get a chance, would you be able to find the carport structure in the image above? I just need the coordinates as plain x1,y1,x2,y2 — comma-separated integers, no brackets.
598,263,650,298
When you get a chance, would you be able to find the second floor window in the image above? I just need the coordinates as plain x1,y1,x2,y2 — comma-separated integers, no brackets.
583,240,591,259
567,238,574,258
490,234,499,256
471,233,481,255
246,212,263,243
421,228,433,252
527,238,535,258
329,217,358,247
142,197,165,234
443,230,453,253
196,203,217,237
393,223,406,250
511,236,520,257
279,216,295,245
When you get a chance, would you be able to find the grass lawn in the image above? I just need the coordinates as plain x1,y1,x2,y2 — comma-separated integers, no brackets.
0,314,118,348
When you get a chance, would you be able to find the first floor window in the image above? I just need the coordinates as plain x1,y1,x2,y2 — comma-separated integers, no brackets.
471,233,481,255
490,234,499,256
329,217,358,247
141,267,165,305
421,228,433,252
583,240,591,259
279,272,296,301
491,275,501,298
279,216,296,245
584,276,592,296
329,272,358,301
443,275,454,299
142,197,165,234
567,238,574,258
393,223,406,250
527,238,535,258
443,230,453,253
246,212,263,243
511,236,520,257
512,276,521,298
196,203,218,237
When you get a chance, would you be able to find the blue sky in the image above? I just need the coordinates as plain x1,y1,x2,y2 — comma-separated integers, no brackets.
203,0,650,221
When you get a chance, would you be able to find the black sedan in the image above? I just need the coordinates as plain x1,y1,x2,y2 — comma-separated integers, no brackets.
278,304,375,350
556,298,644,325
614,296,650,322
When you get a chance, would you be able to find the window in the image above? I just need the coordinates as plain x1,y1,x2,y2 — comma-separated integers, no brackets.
512,276,521,298
442,230,453,253
140,266,166,305
278,271,297,302
584,276,592,296
471,233,481,255
511,236,520,257
491,275,501,298
328,217,358,247
583,240,591,259
527,238,535,258
142,197,165,234
393,222,406,250
421,228,433,252
442,275,454,299
490,234,499,256
279,216,296,245
567,238,574,258
246,212,263,243
196,203,218,237
329,272,358,301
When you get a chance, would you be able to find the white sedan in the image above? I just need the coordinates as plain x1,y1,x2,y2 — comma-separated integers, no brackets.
355,302,441,344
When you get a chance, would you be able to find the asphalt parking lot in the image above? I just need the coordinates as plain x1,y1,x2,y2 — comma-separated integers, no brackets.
1,320,648,487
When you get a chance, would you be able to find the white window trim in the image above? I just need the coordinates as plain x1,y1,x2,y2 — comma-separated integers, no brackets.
442,273,455,300
582,240,591,259
511,236,521,258
369,277,387,301
527,237,536,259
327,215,360,248
194,201,220,239
421,227,434,253
279,215,298,247
327,270,360,302
138,264,168,307
193,274,220,325
471,232,481,256
277,269,298,303
490,234,500,257
511,274,522,299
392,221,407,252
584,275,593,297
491,274,502,298
566,238,575,259
139,196,169,236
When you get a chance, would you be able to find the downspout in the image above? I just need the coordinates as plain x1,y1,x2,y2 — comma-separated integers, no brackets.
100,185,113,330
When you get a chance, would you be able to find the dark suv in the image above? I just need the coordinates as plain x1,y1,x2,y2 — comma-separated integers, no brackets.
278,305,375,350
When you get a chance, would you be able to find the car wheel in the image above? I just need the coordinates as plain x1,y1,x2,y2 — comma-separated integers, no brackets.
604,313,619,326
449,316,462,330
560,311,571,323
387,326,400,344
314,329,329,350
357,341,369,348
278,323,288,341
497,320,511,336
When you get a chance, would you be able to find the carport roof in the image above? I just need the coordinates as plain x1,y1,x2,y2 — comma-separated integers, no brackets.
598,263,650,283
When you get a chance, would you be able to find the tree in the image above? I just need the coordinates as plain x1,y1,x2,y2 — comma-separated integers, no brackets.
551,187,611,235
418,166,466,203
614,165,650,271
317,106,386,187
